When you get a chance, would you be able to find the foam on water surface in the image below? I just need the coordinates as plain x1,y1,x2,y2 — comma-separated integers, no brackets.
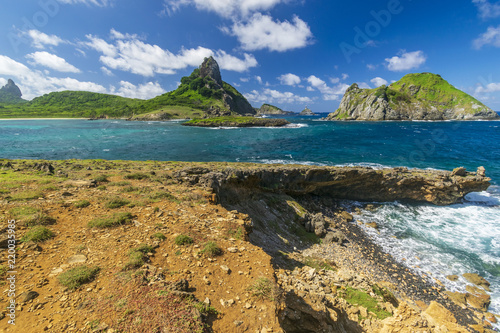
353,191,500,328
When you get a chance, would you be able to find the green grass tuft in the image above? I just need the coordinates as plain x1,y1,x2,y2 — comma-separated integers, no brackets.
57,265,100,290
9,190,43,201
105,197,130,209
200,241,222,257
247,277,278,301
153,233,166,241
24,213,56,227
88,212,133,228
124,173,149,180
74,200,91,208
174,234,193,246
21,226,55,242
339,287,392,320
9,206,41,218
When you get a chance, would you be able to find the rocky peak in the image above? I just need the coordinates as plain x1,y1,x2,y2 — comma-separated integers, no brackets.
346,83,360,93
199,56,223,87
0,79,22,98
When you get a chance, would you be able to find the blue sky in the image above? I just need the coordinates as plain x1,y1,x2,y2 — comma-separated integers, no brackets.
1,0,500,112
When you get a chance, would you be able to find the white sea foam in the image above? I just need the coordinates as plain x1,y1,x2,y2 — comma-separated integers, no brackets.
256,159,328,166
284,123,308,128
352,191,500,329
335,162,391,169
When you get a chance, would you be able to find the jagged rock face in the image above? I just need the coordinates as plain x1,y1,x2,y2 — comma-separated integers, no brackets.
175,165,490,206
1,79,22,98
327,74,499,121
199,56,223,87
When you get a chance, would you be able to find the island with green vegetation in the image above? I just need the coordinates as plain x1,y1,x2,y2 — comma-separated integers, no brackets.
0,57,256,120
256,103,295,115
326,73,499,121
182,116,290,127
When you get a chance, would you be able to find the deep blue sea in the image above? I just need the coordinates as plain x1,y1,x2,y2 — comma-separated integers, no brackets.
1,115,499,323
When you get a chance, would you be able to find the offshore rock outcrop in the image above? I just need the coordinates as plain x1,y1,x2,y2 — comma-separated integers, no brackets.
177,165,491,206
326,73,499,121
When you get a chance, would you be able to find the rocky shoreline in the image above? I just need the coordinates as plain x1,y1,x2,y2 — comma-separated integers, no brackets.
0,160,497,332
181,117,290,127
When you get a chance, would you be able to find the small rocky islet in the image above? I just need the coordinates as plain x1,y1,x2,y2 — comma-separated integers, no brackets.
0,159,497,332
325,73,500,121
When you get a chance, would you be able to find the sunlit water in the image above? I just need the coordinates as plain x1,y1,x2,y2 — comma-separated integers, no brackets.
1,116,499,326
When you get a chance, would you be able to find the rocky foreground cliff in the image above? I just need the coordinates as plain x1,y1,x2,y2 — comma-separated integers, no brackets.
326,73,499,121
0,160,496,333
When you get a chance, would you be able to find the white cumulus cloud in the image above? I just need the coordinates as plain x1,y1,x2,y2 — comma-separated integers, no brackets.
227,13,313,52
473,0,500,19
307,75,349,101
245,88,312,104
163,0,286,18
214,50,257,72
370,77,388,87
27,30,65,49
101,66,113,76
385,50,427,72
26,51,81,73
0,54,106,99
475,82,500,93
112,81,166,99
84,31,257,76
473,25,500,49
278,73,301,86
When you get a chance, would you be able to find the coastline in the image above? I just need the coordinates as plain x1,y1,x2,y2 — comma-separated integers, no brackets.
0,159,496,332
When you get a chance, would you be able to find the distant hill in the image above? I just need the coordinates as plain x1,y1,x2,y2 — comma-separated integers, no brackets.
0,57,255,119
0,79,25,104
136,57,255,120
326,73,499,121
257,103,294,115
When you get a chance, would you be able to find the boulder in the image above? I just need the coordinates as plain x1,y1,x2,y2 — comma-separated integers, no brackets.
451,167,468,177
463,273,491,291
477,166,486,177
19,291,39,303
324,231,346,244
304,213,328,237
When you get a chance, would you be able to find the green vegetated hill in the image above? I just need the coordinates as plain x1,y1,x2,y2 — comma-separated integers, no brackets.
0,57,255,119
326,73,499,121
256,103,295,115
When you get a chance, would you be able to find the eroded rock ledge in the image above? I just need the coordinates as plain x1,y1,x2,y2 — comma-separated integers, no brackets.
176,165,490,206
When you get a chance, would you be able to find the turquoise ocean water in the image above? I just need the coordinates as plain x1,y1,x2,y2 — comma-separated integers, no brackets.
1,116,499,324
